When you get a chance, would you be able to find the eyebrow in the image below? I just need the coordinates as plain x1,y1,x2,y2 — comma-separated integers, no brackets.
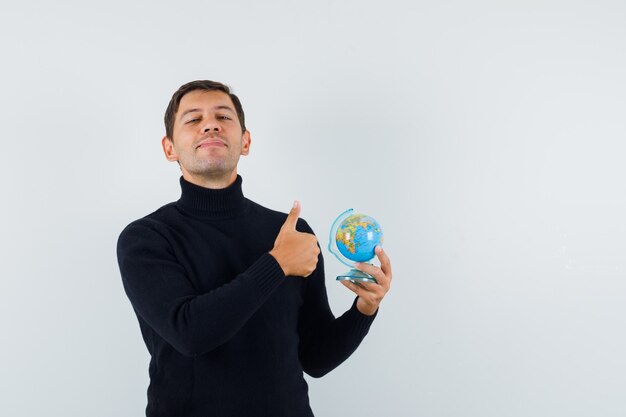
179,105,235,120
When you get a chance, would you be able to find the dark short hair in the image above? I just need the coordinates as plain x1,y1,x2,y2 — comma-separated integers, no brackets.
164,80,246,141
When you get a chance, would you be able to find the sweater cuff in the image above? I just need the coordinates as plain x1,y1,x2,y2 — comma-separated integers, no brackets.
346,296,377,337
245,252,285,299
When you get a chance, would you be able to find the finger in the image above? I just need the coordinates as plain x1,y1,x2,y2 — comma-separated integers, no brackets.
354,262,384,281
353,280,380,293
375,246,392,280
341,280,368,297
354,262,387,285
281,200,301,231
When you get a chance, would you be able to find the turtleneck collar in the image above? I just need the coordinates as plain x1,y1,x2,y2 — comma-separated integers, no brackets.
177,175,248,218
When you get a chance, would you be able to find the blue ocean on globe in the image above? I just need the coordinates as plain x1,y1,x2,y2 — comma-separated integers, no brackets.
335,214,383,262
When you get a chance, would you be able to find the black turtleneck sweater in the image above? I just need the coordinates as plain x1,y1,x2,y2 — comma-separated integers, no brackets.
117,175,377,417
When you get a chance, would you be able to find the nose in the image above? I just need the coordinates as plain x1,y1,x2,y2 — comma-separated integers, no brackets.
202,119,221,133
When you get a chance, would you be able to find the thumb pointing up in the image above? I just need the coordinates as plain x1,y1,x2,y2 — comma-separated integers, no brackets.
270,200,320,277
281,200,301,231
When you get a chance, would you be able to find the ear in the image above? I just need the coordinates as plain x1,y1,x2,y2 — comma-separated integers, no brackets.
240,130,251,156
162,135,178,162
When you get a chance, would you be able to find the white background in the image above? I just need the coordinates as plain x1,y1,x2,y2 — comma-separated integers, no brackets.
1,1,625,416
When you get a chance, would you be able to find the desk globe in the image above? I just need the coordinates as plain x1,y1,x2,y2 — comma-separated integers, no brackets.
328,208,384,283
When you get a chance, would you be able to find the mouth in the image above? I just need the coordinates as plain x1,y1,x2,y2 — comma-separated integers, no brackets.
196,138,227,149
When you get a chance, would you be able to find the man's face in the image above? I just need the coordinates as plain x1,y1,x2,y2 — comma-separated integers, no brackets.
162,90,250,185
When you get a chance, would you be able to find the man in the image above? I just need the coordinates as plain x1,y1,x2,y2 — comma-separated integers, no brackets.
117,80,392,417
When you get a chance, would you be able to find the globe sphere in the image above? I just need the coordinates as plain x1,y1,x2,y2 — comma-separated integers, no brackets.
335,213,383,263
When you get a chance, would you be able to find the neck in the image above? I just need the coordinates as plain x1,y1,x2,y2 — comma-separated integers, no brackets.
181,169,238,190
177,174,247,218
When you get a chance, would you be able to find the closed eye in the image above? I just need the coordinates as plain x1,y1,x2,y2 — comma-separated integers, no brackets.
185,118,200,124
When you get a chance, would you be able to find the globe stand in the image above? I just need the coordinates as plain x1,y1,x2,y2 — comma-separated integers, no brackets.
336,268,377,283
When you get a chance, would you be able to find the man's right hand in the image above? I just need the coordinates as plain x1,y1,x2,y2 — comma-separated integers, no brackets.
269,201,320,277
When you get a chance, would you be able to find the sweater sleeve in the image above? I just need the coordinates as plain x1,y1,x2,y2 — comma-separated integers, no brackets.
296,221,377,378
117,221,284,357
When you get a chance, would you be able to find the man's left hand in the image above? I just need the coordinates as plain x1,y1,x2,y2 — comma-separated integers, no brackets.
341,246,392,316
